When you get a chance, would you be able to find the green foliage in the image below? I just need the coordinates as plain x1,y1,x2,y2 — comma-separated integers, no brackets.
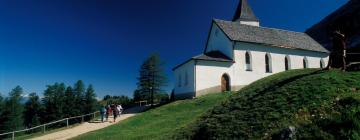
63,86,76,117
173,69,360,139
136,53,168,105
100,95,132,108
42,83,66,122
84,84,98,114
0,94,5,133
2,86,25,132
72,92,231,140
24,93,42,128
73,80,86,115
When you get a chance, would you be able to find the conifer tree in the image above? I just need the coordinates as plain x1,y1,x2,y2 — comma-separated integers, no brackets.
137,53,168,106
63,86,76,117
0,94,5,133
43,83,66,122
2,86,24,132
73,80,85,115
84,84,97,114
24,93,42,128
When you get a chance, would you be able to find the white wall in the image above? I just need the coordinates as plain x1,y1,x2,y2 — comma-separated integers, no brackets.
193,42,329,96
195,61,234,92
205,23,234,59
232,42,329,85
173,60,195,95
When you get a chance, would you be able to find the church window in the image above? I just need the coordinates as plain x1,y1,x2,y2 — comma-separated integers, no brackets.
285,56,290,71
245,51,252,71
303,57,308,68
265,53,272,73
320,59,325,68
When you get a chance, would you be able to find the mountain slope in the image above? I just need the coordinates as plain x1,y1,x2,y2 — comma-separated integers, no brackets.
174,69,360,139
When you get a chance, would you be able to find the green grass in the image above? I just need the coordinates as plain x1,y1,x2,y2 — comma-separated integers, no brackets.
173,69,360,139
72,92,231,140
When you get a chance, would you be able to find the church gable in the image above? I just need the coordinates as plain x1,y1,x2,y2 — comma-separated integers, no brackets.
204,22,234,60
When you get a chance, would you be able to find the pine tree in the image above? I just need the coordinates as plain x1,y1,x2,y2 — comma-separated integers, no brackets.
84,84,97,114
73,80,85,115
24,93,42,128
2,86,24,132
63,86,76,117
43,83,66,122
137,53,168,106
0,94,5,133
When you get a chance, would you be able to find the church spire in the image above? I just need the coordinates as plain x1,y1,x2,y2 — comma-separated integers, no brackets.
232,0,260,26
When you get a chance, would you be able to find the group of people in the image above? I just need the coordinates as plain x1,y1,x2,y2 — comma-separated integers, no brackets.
100,104,123,123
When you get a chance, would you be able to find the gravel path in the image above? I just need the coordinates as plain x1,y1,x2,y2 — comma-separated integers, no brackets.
30,106,148,140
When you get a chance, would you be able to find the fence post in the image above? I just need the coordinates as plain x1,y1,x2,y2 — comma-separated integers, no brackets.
43,125,46,133
82,116,84,123
12,132,15,140
66,118,69,127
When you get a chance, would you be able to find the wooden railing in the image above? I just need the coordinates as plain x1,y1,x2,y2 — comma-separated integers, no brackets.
0,111,100,140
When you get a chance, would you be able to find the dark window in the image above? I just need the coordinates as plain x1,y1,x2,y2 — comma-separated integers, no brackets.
265,54,271,73
245,52,251,71
285,57,289,71
303,58,307,68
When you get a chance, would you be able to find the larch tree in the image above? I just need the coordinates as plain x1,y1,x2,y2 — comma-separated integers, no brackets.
136,53,168,106
84,84,97,114
24,92,42,128
2,86,24,132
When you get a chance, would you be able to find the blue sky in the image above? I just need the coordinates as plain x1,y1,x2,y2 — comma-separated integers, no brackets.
0,0,348,98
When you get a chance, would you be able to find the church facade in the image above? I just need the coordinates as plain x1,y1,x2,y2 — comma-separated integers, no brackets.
173,0,329,99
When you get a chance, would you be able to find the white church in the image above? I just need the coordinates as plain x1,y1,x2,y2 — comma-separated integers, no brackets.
173,0,329,99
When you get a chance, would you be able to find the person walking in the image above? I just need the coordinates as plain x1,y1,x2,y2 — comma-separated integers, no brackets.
106,105,111,121
117,104,123,116
112,104,118,122
100,106,106,122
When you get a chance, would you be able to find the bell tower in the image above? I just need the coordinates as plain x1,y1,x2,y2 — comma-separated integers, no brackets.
232,0,260,26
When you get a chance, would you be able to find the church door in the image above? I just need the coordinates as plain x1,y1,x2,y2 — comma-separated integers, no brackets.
221,74,230,92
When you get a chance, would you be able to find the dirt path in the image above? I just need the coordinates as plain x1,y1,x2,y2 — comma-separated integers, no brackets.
30,106,148,140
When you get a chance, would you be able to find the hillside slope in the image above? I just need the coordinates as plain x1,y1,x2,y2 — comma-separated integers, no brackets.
174,69,360,139
72,92,230,140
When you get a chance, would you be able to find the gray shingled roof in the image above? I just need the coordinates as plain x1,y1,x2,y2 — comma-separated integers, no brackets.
214,19,329,53
233,0,259,22
193,51,233,62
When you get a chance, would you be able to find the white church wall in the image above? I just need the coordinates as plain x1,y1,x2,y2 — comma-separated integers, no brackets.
233,42,329,85
205,23,233,59
173,60,195,99
195,60,235,96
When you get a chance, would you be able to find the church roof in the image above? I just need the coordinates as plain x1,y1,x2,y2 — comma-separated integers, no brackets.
233,0,259,22
192,51,233,62
214,19,329,53
172,51,232,70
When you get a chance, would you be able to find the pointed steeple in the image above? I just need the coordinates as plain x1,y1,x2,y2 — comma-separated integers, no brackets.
232,0,260,26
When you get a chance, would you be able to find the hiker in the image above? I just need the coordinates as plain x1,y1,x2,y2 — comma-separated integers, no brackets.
325,30,347,71
112,104,118,122
106,105,112,121
100,105,106,122
117,104,123,116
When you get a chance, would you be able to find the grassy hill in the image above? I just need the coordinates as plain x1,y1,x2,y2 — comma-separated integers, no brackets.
173,69,360,139
72,92,231,140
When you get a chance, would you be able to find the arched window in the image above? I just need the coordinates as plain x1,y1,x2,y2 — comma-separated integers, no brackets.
285,57,289,71
265,53,272,73
320,59,325,68
221,74,231,92
245,51,252,71
184,71,188,86
303,57,308,68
